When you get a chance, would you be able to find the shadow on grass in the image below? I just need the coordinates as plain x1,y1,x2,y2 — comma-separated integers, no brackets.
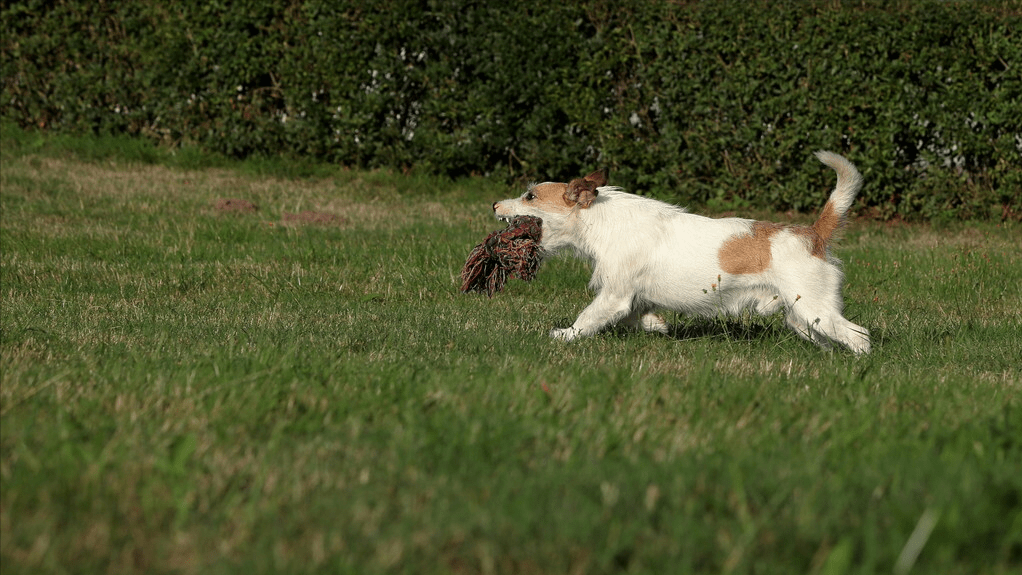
666,316,786,343
566,314,790,345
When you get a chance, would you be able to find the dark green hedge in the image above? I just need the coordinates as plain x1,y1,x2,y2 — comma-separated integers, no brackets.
2,0,1020,220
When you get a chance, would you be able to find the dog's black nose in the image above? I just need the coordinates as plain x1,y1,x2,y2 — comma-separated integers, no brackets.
492,202,498,212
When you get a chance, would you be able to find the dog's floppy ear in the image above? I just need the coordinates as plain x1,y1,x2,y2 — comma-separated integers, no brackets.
564,169,606,208
583,169,607,189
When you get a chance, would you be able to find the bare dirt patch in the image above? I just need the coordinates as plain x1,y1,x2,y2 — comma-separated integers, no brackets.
215,198,259,213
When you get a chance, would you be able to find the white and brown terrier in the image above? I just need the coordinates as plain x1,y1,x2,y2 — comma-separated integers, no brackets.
492,151,871,354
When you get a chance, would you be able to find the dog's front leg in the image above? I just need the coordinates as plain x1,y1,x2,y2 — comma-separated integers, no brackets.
551,291,634,341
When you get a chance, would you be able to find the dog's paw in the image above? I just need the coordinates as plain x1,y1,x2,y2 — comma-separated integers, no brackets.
549,327,579,342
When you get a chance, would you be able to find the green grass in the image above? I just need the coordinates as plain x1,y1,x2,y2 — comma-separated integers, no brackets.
1,129,1020,575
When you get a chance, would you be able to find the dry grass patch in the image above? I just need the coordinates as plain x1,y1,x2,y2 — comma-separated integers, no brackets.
2,155,488,235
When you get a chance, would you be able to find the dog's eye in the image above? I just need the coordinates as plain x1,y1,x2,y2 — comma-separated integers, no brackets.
524,192,536,201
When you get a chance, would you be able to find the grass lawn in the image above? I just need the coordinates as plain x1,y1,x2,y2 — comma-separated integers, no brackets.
1,130,1020,574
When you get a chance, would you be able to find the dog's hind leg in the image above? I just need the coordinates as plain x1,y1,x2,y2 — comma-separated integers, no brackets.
752,288,784,316
784,297,871,354
815,316,871,355
784,311,833,350
551,290,636,341
639,312,670,334
619,307,669,334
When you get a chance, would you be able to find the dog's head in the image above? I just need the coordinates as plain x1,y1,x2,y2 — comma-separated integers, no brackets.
492,170,606,251
493,170,606,223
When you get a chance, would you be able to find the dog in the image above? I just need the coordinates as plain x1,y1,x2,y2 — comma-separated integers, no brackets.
492,151,871,354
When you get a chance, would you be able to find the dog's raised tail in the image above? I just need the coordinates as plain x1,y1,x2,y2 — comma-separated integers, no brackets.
813,151,863,243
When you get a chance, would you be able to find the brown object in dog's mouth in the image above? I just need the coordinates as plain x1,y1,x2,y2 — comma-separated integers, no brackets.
460,216,544,297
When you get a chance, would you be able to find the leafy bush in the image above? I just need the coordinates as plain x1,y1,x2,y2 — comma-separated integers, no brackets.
2,0,1019,220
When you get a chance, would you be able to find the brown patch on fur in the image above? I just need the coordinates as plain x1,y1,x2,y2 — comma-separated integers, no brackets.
529,182,574,211
790,201,841,260
718,221,784,275
813,201,841,243
508,169,607,216
791,225,827,259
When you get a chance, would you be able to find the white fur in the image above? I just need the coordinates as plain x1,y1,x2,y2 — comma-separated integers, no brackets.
492,151,871,354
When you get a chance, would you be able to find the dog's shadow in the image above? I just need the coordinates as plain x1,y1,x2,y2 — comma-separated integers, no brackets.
660,314,878,353
599,314,789,344
669,316,785,342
